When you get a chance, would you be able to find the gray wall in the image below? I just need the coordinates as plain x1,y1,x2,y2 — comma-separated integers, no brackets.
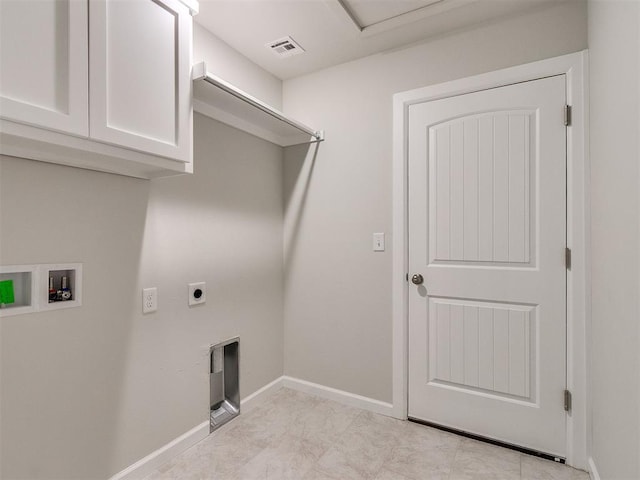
193,22,282,109
282,1,588,403
588,1,640,478
0,114,285,478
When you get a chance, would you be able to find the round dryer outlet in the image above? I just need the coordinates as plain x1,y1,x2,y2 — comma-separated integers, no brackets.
188,282,206,306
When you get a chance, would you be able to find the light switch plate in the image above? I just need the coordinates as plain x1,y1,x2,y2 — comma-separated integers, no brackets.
373,233,385,252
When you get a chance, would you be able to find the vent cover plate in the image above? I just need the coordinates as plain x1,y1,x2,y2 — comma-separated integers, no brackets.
266,36,305,58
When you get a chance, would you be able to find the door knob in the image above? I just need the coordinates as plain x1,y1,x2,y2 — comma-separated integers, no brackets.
411,274,424,285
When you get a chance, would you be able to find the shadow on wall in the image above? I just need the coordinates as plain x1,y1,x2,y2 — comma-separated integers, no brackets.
283,142,319,273
0,154,150,479
107,114,287,477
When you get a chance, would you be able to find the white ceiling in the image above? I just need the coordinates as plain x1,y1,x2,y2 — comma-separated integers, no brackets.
195,0,567,80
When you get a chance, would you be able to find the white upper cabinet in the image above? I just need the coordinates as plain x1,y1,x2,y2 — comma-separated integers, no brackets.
0,0,196,179
89,0,192,162
0,0,89,136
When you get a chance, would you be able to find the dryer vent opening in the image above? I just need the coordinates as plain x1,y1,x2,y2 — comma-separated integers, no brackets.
209,338,239,432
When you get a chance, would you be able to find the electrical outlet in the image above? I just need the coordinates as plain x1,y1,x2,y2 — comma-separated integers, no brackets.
188,282,206,306
142,287,157,313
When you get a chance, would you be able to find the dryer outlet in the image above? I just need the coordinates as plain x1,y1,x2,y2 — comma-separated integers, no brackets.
188,282,206,306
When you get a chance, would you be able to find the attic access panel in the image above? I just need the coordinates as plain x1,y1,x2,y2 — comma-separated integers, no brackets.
341,0,444,28
192,62,324,147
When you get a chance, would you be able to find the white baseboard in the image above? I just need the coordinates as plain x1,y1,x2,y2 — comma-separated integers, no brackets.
588,457,601,480
109,420,209,480
241,376,285,413
282,375,395,417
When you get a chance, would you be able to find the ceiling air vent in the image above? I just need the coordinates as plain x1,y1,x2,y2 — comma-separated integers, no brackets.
266,36,305,58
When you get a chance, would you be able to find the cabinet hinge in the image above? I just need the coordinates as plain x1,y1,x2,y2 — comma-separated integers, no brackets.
565,247,572,270
564,105,572,127
564,389,572,412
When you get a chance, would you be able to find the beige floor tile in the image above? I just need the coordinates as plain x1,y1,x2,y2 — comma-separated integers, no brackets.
146,435,265,480
382,425,460,480
287,396,361,445
399,421,463,450
521,455,590,480
301,465,347,480
449,438,522,480
373,467,417,480
384,444,455,480
347,410,413,449
232,432,328,480
312,446,377,479
314,410,409,477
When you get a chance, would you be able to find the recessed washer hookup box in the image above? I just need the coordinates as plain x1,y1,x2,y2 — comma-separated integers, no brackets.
209,337,240,432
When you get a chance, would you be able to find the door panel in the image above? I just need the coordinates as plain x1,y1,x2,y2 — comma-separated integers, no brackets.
408,75,567,456
0,0,88,136
89,0,192,162
428,298,534,398
104,0,177,142
430,111,534,265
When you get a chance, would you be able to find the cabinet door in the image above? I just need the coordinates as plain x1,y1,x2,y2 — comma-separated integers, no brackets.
0,0,88,136
89,0,192,163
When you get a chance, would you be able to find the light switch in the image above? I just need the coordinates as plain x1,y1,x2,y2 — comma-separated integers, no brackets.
373,233,385,252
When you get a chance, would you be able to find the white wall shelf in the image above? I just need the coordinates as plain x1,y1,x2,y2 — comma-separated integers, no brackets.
192,62,324,147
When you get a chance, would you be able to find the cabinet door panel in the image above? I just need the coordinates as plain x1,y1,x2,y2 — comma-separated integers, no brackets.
0,0,88,136
89,0,192,162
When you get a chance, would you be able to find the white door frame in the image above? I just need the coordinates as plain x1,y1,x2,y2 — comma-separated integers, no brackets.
391,50,589,468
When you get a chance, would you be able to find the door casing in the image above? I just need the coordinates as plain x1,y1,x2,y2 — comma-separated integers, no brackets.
391,50,589,468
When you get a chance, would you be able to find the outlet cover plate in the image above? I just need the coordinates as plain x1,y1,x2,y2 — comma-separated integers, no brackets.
188,282,206,306
142,287,157,313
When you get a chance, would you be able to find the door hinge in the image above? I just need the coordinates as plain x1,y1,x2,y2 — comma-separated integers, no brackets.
565,247,572,270
564,105,572,126
564,389,572,413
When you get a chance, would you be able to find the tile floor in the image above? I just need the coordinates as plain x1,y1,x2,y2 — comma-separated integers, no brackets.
146,388,589,480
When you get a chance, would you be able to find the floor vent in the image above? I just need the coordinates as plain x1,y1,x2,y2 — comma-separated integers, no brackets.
266,36,305,58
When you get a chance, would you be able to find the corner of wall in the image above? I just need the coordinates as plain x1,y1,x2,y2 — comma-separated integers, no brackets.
192,22,283,109
588,457,601,480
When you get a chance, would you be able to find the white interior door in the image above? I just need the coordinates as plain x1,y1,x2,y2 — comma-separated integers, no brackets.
407,75,567,456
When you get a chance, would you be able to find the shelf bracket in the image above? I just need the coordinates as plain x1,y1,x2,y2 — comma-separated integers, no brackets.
192,62,324,146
